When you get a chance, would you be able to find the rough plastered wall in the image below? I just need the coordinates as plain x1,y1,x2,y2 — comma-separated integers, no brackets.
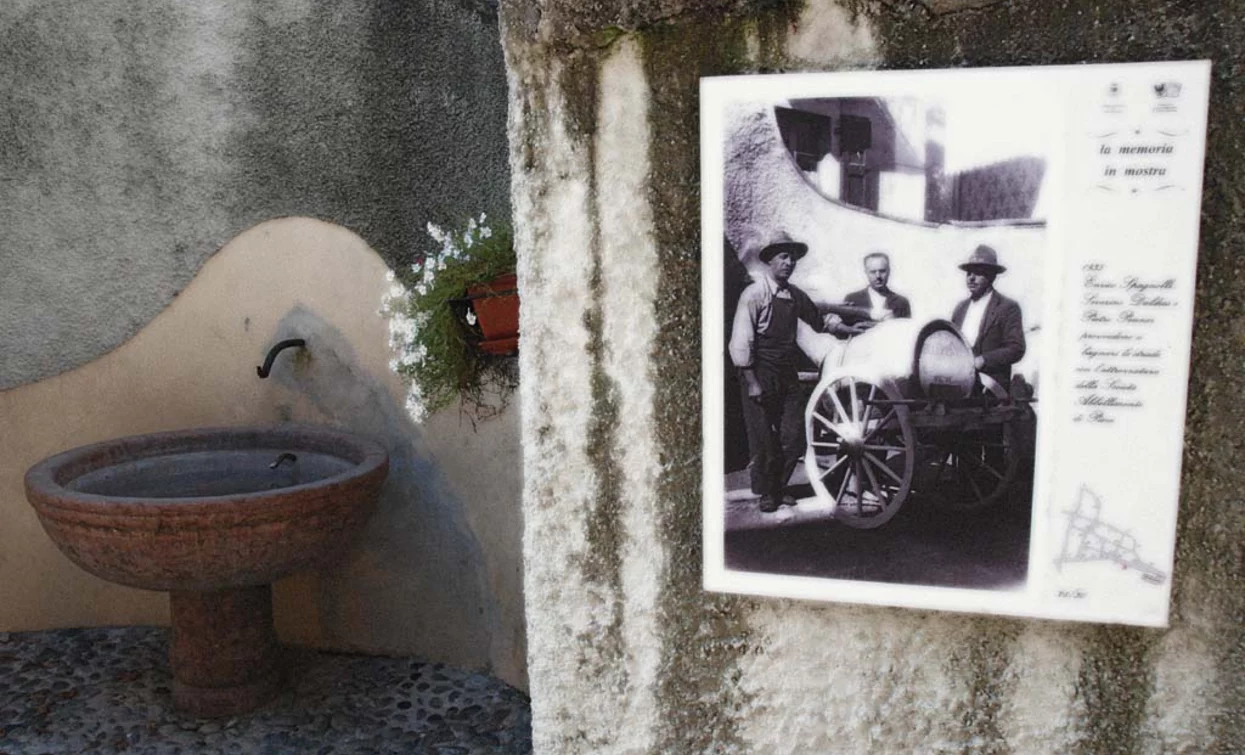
1,1,527,688
0,0,509,390
503,0,1244,751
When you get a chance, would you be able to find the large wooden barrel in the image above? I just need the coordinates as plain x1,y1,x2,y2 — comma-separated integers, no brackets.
826,318,976,399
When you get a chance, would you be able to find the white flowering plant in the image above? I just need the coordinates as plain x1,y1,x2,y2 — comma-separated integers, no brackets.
382,214,517,422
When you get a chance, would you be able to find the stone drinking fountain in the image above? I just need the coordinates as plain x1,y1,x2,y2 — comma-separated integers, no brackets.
24,424,389,717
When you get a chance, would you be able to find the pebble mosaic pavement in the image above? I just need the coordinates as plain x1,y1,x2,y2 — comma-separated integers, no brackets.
0,627,532,755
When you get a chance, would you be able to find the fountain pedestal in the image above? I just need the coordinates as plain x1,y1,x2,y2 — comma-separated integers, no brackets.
169,586,283,717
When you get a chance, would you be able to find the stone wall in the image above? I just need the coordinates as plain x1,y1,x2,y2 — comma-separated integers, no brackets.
0,0,510,390
504,0,1244,751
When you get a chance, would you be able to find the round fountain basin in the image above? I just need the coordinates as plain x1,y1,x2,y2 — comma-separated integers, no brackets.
25,426,389,592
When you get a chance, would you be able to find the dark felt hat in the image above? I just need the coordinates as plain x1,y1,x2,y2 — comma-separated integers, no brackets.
958,244,1006,274
756,230,808,263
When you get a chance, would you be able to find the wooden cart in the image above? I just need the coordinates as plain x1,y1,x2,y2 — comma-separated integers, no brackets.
802,318,1035,529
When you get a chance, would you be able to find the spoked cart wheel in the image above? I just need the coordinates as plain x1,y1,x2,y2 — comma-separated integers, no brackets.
803,370,915,529
920,422,1019,512
921,373,1020,512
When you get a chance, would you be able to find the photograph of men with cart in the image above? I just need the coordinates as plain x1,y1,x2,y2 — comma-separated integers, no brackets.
714,90,1049,592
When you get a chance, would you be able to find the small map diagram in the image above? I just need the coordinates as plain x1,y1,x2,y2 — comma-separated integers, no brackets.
1055,485,1167,585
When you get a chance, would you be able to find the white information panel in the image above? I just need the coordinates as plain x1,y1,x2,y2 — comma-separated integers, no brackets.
701,61,1210,626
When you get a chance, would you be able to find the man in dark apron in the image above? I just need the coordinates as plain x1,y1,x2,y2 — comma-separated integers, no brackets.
729,231,825,513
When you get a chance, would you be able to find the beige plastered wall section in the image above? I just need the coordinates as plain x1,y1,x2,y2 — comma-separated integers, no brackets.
0,217,526,690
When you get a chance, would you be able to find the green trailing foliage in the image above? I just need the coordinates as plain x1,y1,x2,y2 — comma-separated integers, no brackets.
383,215,519,422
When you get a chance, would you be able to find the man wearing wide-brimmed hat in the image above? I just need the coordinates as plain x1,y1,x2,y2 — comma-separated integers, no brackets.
729,230,827,513
951,244,1026,391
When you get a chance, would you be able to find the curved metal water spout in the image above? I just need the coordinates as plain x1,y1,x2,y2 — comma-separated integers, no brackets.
256,339,306,378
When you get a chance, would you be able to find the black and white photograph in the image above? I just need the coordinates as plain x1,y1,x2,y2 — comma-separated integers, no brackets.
704,74,1057,607
703,63,1210,625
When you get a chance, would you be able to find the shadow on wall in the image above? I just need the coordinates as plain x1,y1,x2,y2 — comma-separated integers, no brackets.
266,305,501,671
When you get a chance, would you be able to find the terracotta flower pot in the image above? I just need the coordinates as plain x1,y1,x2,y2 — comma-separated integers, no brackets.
466,272,519,355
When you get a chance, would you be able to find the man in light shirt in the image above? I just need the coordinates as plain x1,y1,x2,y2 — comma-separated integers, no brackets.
951,244,1026,392
729,230,830,513
839,251,912,334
